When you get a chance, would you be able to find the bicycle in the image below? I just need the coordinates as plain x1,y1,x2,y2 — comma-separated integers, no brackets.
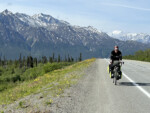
112,61,124,85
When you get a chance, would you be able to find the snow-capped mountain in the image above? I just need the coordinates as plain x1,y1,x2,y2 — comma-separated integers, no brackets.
1,9,12,15
110,30,150,44
16,12,69,31
0,9,150,59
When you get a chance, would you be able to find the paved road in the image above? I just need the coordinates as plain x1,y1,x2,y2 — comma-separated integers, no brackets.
96,59,150,113
73,59,150,113
50,59,150,113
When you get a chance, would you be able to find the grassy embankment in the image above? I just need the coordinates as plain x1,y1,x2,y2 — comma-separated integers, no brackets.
0,58,95,105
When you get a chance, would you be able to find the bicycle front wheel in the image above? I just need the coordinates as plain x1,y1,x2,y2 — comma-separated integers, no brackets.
114,72,117,85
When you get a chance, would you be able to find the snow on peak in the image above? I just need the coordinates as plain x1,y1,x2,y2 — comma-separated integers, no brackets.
32,13,57,26
32,13,52,20
109,30,150,44
127,33,137,37
1,9,13,15
85,26,102,33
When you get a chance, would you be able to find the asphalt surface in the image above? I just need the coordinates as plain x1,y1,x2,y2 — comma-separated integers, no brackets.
67,59,150,113
103,59,150,113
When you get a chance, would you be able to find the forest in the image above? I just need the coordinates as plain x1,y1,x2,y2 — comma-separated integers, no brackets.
0,53,82,92
123,49,150,62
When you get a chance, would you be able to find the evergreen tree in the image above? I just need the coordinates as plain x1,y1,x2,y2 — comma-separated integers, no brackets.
65,55,67,62
75,58,78,62
71,56,74,62
49,57,53,63
3,56,7,68
27,56,30,68
19,53,22,68
52,53,55,61
42,56,47,64
58,54,61,62
38,59,42,64
14,59,18,68
34,57,38,67
27,56,33,68
68,54,71,62
30,56,34,68
23,56,26,71
8,60,13,65
0,57,1,66
78,53,82,62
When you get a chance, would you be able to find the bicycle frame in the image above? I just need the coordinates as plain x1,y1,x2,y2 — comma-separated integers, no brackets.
113,66,119,85
112,61,124,85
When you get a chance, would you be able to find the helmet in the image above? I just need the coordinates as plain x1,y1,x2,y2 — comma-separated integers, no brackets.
114,45,119,50
114,45,119,48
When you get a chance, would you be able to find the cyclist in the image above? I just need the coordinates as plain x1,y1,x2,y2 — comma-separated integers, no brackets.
109,45,122,79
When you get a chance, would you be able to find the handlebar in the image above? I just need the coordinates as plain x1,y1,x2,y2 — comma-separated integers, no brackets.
110,61,124,66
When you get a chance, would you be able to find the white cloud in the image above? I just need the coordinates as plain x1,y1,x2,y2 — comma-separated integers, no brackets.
112,30,122,35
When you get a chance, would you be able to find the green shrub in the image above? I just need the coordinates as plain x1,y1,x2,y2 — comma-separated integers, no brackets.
20,66,44,81
43,62,73,73
43,63,62,73
12,74,21,83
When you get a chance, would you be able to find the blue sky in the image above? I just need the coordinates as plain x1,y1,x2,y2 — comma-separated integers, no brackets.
0,0,150,33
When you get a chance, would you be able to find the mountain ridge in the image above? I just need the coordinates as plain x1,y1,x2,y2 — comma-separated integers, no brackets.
0,9,150,59
110,30,150,44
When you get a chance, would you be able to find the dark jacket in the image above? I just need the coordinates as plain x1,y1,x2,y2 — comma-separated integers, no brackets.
110,50,122,61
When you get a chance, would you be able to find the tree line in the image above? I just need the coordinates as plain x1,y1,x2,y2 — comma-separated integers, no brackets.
0,53,82,69
123,49,150,62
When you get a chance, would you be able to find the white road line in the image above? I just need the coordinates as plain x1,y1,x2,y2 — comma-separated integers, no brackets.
104,58,150,99
122,72,150,98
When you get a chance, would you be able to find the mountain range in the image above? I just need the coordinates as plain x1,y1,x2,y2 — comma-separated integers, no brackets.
110,30,150,44
0,9,150,59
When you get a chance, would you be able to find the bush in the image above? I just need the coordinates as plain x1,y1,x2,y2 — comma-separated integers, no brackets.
20,67,44,81
43,63,62,73
43,62,73,73
12,74,21,83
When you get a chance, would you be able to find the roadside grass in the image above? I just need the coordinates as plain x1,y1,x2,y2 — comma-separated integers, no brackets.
0,58,95,105
17,101,27,109
45,99,53,106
